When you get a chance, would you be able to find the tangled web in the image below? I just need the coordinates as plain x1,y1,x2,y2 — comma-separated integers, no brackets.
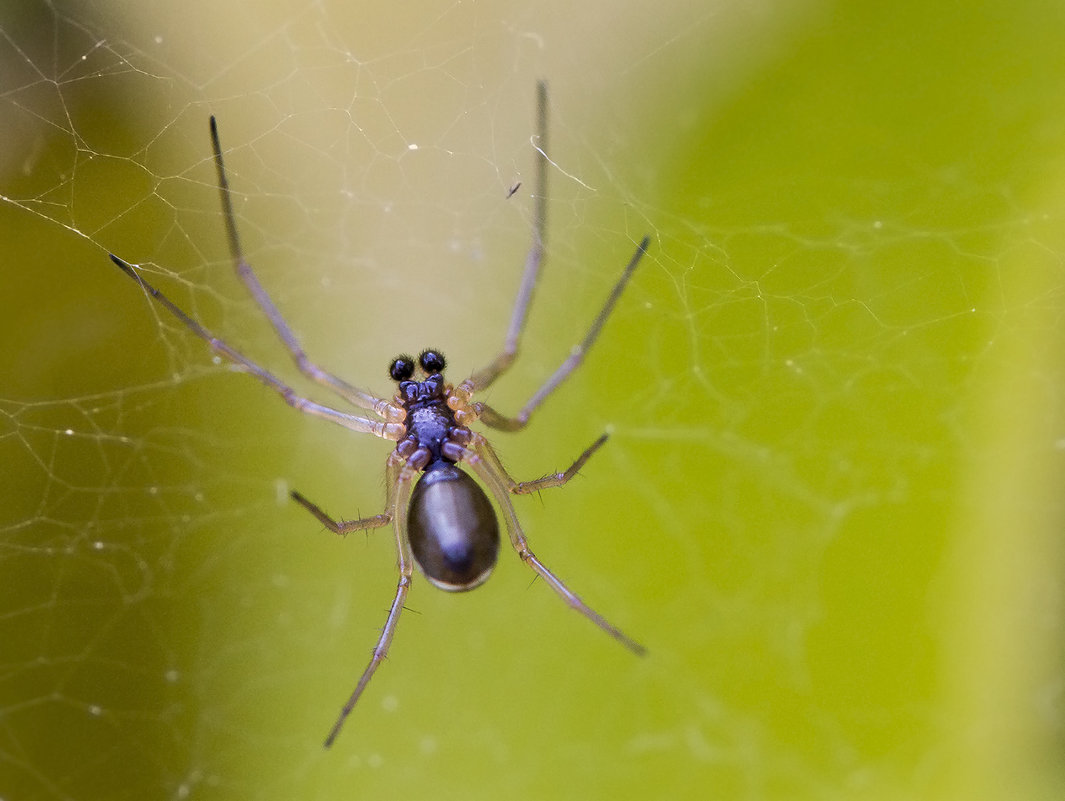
3,2,1065,800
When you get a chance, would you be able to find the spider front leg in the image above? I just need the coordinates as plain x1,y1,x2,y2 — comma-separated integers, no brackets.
462,79,650,429
460,439,646,656
467,80,550,393
208,117,401,422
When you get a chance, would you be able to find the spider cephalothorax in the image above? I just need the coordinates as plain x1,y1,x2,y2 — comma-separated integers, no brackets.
389,349,467,468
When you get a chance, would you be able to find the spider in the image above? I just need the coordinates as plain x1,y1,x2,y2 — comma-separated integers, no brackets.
109,81,649,747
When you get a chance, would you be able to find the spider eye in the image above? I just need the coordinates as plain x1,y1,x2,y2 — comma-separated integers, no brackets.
389,356,415,382
419,349,446,374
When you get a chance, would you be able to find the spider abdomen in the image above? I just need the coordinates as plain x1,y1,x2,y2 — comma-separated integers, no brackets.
408,460,499,591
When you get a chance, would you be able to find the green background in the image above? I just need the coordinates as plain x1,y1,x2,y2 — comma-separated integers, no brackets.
2,1,1064,799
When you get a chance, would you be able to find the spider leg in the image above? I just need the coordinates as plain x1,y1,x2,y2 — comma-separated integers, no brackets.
467,79,549,392
460,441,646,656
322,455,416,748
291,449,405,533
208,117,401,422
473,431,609,495
467,236,649,432
291,490,391,534
462,80,650,426
108,256,402,441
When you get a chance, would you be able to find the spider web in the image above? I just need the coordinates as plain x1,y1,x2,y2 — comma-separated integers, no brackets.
3,1,1065,799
